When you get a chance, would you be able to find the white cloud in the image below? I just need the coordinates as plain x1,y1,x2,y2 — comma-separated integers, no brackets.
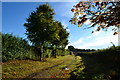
92,30,102,36
72,38,83,45
66,38,83,49
83,34,118,49
86,36,92,39
68,30,118,49
92,26,103,36
62,21,68,28
66,29,70,32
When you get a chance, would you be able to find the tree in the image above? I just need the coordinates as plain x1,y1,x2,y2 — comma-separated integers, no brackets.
59,26,69,49
24,3,69,60
52,22,69,48
68,45,75,51
69,1,120,35
24,4,57,61
50,21,69,58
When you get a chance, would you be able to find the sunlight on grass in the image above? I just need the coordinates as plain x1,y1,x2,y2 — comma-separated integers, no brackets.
2,55,82,78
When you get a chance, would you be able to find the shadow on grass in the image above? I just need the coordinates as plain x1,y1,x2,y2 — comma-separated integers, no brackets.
70,52,120,80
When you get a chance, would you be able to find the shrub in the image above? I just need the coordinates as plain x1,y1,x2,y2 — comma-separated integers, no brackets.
2,33,38,62
43,49,52,58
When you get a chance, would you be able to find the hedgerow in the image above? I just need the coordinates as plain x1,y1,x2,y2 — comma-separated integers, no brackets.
2,33,70,62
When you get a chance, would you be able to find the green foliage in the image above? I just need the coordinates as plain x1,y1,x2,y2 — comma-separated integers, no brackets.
2,33,70,62
43,49,52,58
51,21,69,48
2,4,70,62
70,46,120,79
68,45,75,51
42,48,70,58
24,3,57,46
24,3,69,59
56,49,70,56
2,33,38,62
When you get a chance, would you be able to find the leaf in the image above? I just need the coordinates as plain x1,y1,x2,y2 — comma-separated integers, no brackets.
101,2,104,6
72,21,76,24
50,13,55,15
72,18,77,22
91,11,94,13
96,27,101,31
75,9,79,12
92,5,95,7
95,2,99,6
78,24,81,27
113,32,118,35
111,22,116,25
95,12,99,15
108,6,112,9
69,20,72,22
81,12,85,15
78,21,81,24
83,15,86,17
102,6,105,8
118,24,120,26
71,8,75,12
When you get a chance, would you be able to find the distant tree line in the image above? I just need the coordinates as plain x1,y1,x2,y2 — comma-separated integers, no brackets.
68,45,96,52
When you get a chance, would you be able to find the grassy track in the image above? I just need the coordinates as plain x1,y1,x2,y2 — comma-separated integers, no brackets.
2,55,81,78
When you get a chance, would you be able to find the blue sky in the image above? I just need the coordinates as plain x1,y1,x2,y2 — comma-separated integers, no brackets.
2,2,118,49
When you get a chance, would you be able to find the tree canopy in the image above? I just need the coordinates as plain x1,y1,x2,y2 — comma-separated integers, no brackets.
68,45,75,51
51,21,69,49
24,4,69,60
24,4,55,46
69,1,120,35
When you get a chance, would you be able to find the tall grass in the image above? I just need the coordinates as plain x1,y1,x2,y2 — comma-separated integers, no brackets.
70,46,120,79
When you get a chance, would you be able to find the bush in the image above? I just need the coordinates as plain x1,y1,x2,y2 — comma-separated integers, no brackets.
42,48,70,58
2,33,38,62
43,49,52,58
56,49,70,56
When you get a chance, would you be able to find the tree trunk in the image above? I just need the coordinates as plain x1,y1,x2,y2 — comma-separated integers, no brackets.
39,50,42,61
51,49,57,58
36,46,43,61
40,46,44,61
54,49,57,58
